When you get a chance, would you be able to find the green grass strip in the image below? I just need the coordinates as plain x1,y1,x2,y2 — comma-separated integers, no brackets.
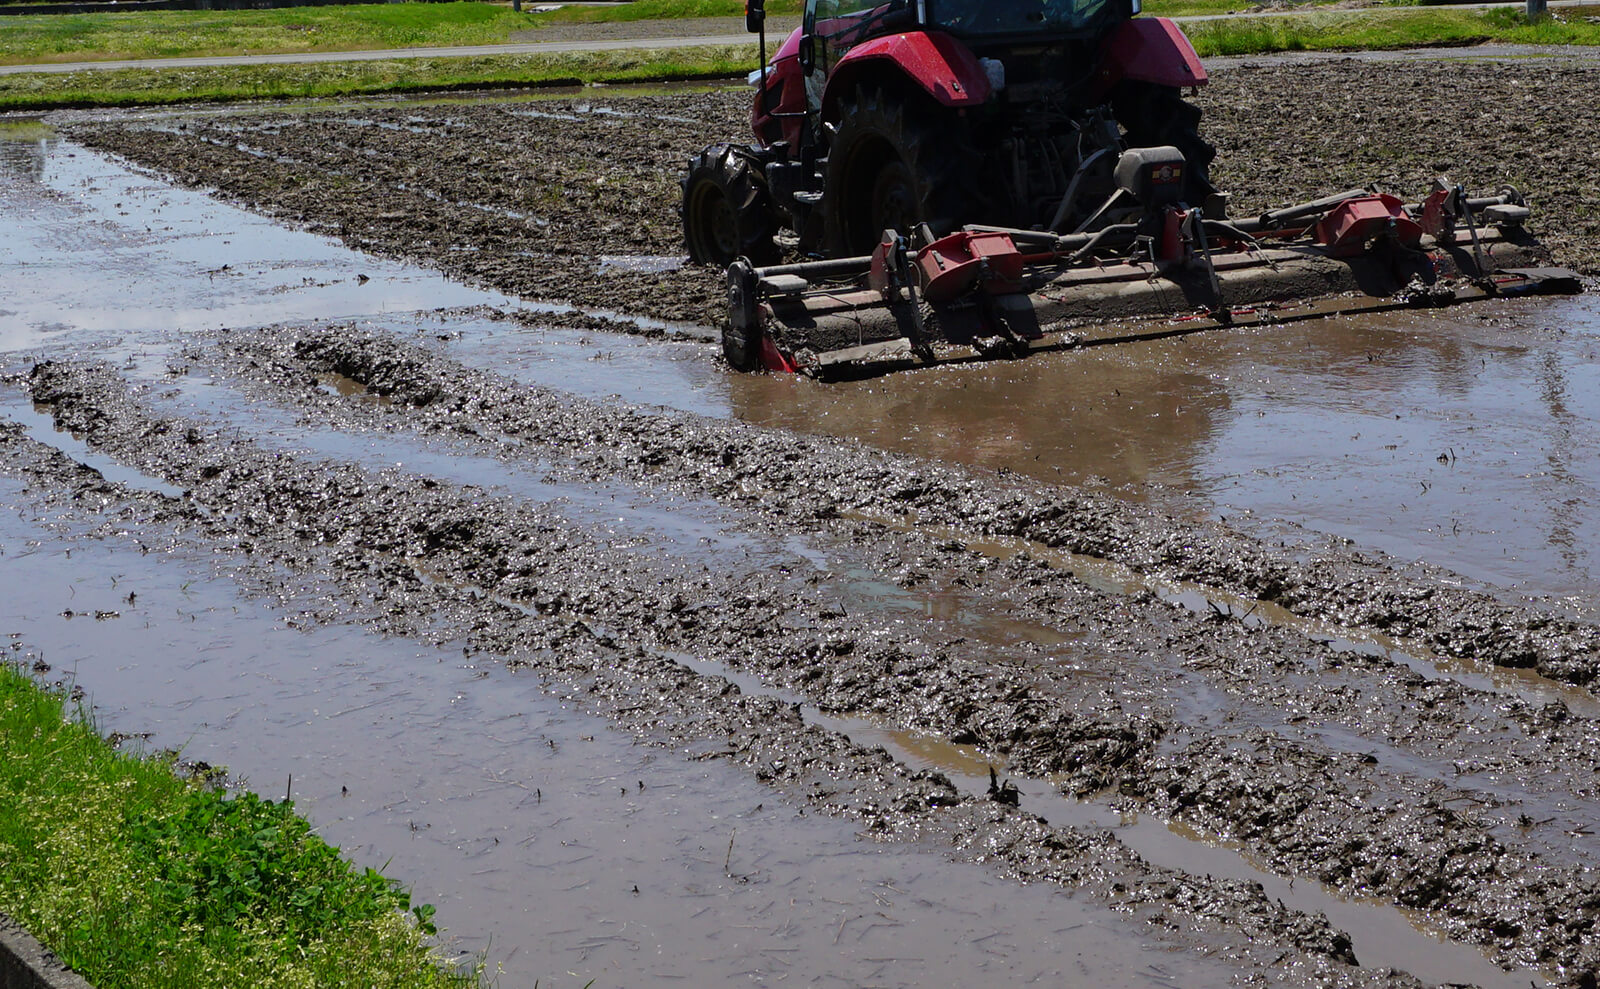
0,661,477,989
0,44,758,109
0,0,796,67
1184,5,1600,55
0,1,537,65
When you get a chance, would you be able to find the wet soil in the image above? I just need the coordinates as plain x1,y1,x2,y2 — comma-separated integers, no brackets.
60,56,1600,328
7,321,1600,983
4,49,1600,988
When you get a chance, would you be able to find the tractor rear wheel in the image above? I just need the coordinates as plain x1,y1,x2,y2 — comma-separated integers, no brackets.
682,144,779,266
822,87,975,257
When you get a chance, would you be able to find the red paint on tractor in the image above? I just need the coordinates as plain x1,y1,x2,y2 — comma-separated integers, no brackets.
759,334,800,373
752,28,808,147
1096,18,1208,95
1160,208,1187,260
918,231,1028,301
823,31,992,118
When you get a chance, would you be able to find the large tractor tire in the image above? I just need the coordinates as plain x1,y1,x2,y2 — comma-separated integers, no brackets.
1112,80,1217,209
822,87,977,258
681,143,780,267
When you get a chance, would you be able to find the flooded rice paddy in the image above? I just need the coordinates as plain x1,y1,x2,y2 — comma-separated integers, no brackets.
4,78,1600,989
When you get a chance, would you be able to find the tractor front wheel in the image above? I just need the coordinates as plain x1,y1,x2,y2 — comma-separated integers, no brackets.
681,144,779,267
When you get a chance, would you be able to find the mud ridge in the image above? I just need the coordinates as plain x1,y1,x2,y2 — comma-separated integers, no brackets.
21,352,1600,981
1137,731,1600,977
231,323,1600,693
0,384,1414,987
181,326,1600,980
25,360,1165,789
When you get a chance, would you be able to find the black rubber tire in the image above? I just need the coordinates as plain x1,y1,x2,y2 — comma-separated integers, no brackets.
822,87,976,258
1112,81,1218,209
681,143,780,267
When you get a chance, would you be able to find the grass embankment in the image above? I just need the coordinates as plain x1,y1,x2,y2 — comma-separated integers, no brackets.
0,660,476,989
0,45,755,108
1,0,1598,110
0,0,799,66
521,0,802,26
1185,4,1600,54
0,1,531,64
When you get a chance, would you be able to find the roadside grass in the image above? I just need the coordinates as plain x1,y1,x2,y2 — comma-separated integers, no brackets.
1185,5,1600,54
1146,0,1285,15
0,660,478,989
0,0,1548,68
0,1,534,65
0,44,754,109
0,0,793,67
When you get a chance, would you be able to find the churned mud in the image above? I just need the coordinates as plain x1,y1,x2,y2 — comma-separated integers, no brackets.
62,56,1600,328
4,48,1600,988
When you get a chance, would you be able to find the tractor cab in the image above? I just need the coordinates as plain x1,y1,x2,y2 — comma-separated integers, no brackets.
930,0,1137,38
795,0,1147,121
807,0,1138,46
717,0,1211,260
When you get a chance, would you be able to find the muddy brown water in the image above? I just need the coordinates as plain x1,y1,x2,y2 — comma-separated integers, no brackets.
3,113,1598,987
4,495,1225,988
432,285,1600,610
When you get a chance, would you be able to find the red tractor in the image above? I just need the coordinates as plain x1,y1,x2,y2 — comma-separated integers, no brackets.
684,0,1214,268
683,0,1577,375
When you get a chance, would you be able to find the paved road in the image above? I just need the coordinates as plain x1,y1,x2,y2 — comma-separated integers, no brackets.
0,1,1594,76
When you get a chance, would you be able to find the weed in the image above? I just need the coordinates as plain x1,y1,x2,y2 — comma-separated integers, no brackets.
0,660,480,989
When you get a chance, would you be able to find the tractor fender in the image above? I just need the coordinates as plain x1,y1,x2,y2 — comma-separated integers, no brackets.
1093,17,1208,97
821,30,991,121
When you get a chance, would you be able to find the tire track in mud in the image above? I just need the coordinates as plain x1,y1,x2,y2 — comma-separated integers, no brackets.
1138,731,1600,978
30,52,1600,987
18,340,1600,982
1,371,1395,989
199,325,1600,983
249,323,1600,691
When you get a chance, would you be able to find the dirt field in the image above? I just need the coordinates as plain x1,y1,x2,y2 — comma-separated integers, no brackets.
64,56,1600,326
5,51,1600,988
